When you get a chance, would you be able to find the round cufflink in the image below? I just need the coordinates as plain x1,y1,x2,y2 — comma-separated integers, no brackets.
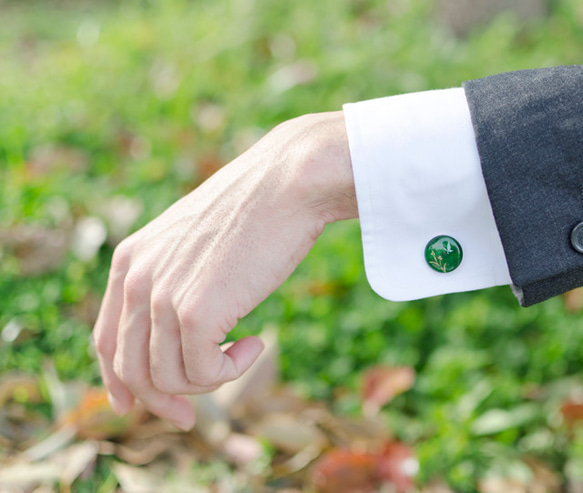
425,235,463,273
572,222,583,254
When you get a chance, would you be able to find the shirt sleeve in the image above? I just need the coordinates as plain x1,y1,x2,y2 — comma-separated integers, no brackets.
343,87,512,301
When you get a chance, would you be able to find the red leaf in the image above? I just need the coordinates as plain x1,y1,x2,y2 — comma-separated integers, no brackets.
311,449,378,493
376,441,418,493
311,442,418,493
561,400,583,427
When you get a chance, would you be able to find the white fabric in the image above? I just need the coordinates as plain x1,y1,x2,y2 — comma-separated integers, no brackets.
343,88,512,301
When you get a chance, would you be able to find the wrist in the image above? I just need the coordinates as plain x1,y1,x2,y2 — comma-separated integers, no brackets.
289,111,358,224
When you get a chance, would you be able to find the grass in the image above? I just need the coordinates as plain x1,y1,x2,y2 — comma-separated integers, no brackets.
1,0,583,490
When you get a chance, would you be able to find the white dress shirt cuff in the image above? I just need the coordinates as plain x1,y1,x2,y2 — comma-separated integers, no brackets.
343,88,512,301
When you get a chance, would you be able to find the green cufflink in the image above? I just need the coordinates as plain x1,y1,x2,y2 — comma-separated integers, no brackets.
425,235,463,273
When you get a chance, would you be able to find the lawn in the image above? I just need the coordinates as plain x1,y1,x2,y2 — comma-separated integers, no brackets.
1,0,583,491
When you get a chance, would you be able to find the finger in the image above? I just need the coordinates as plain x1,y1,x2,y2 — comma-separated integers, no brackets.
221,336,265,377
150,303,218,395
93,267,134,415
182,324,265,387
115,291,196,430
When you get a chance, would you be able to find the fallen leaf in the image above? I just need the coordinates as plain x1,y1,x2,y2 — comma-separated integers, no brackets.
26,145,88,177
563,288,583,313
113,463,165,493
116,435,181,466
0,462,61,490
249,413,328,455
561,400,583,427
310,449,378,493
307,409,389,450
274,442,323,477
56,441,99,487
361,366,415,417
376,441,418,493
522,456,561,493
60,387,143,440
23,425,77,462
222,433,264,466
190,393,231,447
0,226,70,276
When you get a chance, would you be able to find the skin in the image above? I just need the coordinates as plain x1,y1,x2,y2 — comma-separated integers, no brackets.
93,111,357,430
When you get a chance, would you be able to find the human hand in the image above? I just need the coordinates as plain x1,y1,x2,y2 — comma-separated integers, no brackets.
93,112,357,430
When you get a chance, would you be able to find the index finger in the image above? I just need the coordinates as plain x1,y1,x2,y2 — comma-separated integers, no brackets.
93,267,134,414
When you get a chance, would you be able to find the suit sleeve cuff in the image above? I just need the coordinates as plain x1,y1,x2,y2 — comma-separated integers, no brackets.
343,88,511,301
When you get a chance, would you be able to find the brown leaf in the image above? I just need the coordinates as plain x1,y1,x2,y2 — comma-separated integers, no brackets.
310,449,378,493
361,366,416,417
59,388,144,440
274,442,324,477
26,144,88,177
116,435,181,466
241,386,322,420
564,287,583,313
522,457,561,493
561,400,583,427
307,409,389,450
113,463,165,493
0,225,71,276
249,413,328,455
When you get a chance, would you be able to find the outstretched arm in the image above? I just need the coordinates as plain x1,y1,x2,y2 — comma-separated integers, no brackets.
93,111,357,430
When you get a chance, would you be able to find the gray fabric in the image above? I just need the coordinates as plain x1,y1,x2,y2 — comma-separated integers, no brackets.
463,66,583,306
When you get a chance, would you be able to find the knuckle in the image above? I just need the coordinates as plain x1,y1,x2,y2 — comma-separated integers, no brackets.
111,241,132,273
150,289,172,317
123,270,150,305
176,306,200,330
93,331,115,358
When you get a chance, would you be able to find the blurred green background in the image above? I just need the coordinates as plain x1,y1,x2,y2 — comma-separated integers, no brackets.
1,0,583,490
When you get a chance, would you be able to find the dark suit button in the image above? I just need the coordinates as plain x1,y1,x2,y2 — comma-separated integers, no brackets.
572,222,583,254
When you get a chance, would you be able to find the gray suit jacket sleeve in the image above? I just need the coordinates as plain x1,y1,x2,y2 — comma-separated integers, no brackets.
463,66,583,306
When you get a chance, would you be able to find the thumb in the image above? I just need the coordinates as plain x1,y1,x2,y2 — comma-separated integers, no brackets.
221,335,265,378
